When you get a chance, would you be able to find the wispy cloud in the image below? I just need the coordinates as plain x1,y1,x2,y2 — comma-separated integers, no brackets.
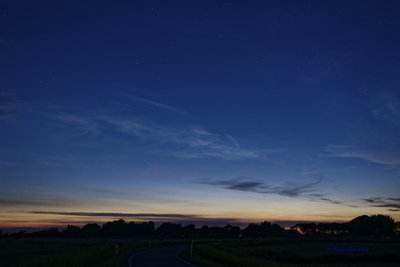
23,211,242,225
52,114,101,136
362,197,400,212
51,112,266,160
129,96,187,115
201,177,343,205
324,145,400,167
0,198,50,206
0,197,75,207
28,211,202,219
105,118,265,160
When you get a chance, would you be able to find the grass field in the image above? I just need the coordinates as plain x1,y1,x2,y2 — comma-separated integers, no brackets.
2,237,400,267
186,238,400,267
0,238,148,267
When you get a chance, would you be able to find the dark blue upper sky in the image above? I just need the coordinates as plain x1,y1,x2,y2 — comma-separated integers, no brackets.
1,0,400,227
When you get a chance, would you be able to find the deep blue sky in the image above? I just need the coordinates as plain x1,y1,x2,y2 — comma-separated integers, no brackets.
1,0,400,228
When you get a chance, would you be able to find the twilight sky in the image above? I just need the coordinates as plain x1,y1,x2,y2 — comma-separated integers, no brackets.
1,0,400,229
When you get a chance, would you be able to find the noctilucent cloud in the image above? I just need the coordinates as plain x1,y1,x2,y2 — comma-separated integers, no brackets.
1,1,399,229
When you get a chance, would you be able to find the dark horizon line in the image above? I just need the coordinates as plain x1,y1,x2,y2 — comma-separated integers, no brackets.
2,213,398,233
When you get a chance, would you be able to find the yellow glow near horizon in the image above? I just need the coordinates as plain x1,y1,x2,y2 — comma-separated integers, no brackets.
1,198,398,229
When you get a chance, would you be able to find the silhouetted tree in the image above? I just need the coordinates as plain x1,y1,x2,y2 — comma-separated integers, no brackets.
395,222,400,236
182,224,196,238
82,223,100,238
347,215,395,237
370,215,395,236
136,221,155,237
347,215,370,236
4,214,394,240
10,231,26,239
198,225,209,238
243,221,282,237
281,228,300,237
262,222,282,236
204,225,239,238
102,219,129,237
31,228,59,238
243,223,262,237
156,222,182,238
127,221,155,237
63,225,81,238
222,224,241,238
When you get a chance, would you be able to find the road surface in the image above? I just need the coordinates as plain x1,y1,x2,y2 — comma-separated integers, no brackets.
128,245,197,267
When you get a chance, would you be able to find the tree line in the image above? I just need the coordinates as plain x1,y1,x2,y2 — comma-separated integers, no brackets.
294,214,397,237
0,214,397,239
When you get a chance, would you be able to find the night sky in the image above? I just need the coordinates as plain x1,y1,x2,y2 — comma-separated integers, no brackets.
1,0,400,230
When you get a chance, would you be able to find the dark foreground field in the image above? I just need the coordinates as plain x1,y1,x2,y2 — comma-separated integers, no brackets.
1,238,400,267
0,238,148,267
184,238,400,267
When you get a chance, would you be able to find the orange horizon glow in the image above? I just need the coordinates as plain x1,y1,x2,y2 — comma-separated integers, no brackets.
1,209,398,230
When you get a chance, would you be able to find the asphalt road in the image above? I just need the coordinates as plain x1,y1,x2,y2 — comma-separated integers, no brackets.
128,245,197,267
